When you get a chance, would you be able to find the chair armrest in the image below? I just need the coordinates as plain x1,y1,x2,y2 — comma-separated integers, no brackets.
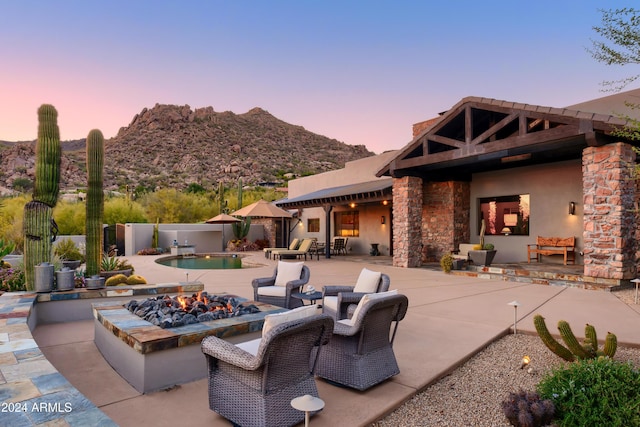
252,276,275,289
322,285,355,297
337,292,367,305
201,336,262,370
285,277,308,291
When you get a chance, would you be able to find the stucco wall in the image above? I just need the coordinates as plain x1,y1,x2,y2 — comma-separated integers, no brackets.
469,159,583,264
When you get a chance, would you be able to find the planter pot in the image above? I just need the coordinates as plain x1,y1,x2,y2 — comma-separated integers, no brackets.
61,260,82,270
85,276,105,290
100,269,133,279
34,262,55,293
55,267,76,292
468,250,497,266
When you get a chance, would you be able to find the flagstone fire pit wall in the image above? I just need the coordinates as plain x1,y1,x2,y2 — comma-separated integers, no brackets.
0,283,203,426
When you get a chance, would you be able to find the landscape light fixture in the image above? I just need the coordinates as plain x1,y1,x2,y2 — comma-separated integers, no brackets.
291,394,325,427
569,201,576,215
520,355,530,369
507,301,521,334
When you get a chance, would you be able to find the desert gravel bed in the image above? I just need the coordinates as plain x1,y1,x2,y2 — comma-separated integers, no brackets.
373,290,640,427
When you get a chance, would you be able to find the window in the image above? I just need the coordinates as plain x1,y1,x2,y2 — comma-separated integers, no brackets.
334,211,359,237
478,194,530,235
308,218,320,233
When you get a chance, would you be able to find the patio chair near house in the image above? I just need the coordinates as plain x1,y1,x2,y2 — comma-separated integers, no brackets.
314,291,408,391
263,238,299,259
322,268,390,320
271,238,314,261
331,237,347,255
252,261,310,308
201,308,334,427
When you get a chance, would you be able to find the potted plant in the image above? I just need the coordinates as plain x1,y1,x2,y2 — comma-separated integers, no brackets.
53,238,85,270
468,220,497,266
100,254,134,279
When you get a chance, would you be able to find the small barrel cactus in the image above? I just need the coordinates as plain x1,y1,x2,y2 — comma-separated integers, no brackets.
502,390,555,427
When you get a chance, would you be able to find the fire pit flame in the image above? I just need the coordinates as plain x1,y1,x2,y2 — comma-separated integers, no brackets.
125,292,260,329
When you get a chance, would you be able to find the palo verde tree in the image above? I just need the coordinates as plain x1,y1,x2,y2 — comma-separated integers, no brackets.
23,104,61,290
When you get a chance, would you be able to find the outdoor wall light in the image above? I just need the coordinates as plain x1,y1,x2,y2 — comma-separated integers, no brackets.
381,216,386,225
382,200,388,206
569,201,576,215
349,202,356,208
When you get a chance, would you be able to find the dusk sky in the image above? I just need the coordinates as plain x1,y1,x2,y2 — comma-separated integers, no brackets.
1,1,637,154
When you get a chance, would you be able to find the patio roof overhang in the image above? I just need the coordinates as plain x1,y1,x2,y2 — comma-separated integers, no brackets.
376,96,636,181
275,178,393,209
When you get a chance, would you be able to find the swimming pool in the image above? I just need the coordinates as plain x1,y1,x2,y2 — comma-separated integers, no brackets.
155,254,243,269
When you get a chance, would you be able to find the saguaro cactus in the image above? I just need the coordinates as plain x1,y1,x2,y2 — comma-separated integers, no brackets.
85,129,104,276
23,104,61,289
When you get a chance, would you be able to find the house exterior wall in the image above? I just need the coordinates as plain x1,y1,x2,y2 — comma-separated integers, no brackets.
469,159,583,264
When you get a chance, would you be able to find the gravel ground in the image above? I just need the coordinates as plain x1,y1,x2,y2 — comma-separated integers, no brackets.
373,290,640,427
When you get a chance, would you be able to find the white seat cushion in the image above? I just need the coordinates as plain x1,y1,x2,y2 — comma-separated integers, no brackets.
322,296,338,313
275,261,304,286
262,305,321,336
235,338,261,356
347,290,399,326
257,286,287,297
353,268,381,293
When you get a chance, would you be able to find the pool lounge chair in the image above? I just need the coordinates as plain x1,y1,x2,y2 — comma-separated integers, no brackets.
263,238,300,259
271,238,315,261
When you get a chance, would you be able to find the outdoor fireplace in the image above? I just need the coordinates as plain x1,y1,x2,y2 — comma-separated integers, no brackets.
125,292,260,329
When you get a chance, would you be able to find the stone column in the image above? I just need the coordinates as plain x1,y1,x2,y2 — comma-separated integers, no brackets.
422,181,470,262
392,176,423,267
582,142,637,279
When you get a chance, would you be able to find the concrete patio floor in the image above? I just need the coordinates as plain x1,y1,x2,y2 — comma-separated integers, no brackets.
31,252,640,426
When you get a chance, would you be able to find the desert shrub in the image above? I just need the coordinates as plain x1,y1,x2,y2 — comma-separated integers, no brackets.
11,177,33,192
0,195,28,253
104,197,148,224
440,253,454,273
137,248,163,255
0,262,26,292
101,255,134,272
53,200,86,235
537,357,640,427
254,239,269,249
53,238,84,261
139,189,214,223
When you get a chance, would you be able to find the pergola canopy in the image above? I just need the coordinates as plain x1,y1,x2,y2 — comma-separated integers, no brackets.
276,178,393,210
377,96,635,181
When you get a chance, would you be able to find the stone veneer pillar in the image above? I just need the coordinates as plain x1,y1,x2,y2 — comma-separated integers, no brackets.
422,181,470,262
393,176,423,267
582,142,637,279
252,218,277,248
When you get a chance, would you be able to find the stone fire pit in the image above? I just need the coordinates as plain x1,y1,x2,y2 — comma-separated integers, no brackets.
93,293,285,393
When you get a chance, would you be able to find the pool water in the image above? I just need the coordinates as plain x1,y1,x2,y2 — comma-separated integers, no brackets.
155,255,242,269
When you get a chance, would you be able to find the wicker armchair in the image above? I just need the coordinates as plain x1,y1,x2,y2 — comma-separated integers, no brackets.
322,270,390,320
314,292,408,391
252,262,310,308
201,313,334,427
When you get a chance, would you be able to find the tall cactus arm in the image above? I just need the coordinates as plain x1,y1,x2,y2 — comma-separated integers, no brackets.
558,320,592,360
584,324,598,354
533,315,575,362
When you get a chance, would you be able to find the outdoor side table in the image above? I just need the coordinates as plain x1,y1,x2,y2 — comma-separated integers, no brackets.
291,291,323,305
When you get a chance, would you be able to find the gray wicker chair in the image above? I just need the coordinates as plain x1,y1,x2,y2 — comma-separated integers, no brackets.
252,263,310,308
314,293,408,391
322,272,390,320
201,314,334,427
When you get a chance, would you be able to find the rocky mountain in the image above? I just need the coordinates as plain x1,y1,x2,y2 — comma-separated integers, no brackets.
0,104,374,195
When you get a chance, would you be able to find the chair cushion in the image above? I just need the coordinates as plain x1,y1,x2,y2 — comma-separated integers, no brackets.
275,261,304,286
348,289,398,326
257,286,287,297
353,268,381,293
323,296,338,312
235,338,261,356
262,304,321,336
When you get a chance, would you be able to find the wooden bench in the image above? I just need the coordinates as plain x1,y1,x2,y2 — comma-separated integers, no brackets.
527,237,576,265
452,243,477,261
